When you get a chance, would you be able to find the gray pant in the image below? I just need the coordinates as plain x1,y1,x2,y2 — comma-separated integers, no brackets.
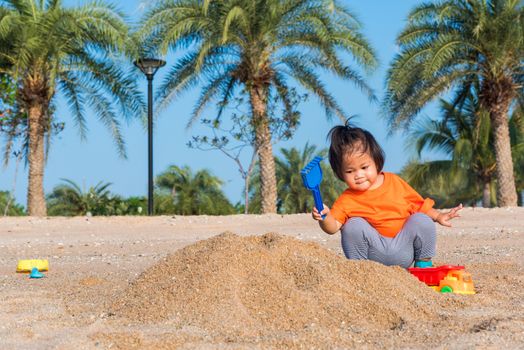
340,213,436,268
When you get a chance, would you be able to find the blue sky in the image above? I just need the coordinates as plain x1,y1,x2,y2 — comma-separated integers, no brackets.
0,0,440,207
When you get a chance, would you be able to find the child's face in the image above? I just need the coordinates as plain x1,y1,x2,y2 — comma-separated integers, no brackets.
341,150,380,191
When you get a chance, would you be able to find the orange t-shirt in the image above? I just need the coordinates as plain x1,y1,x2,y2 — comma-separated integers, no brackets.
330,172,435,238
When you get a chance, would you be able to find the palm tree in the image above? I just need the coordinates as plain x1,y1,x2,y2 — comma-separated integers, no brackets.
0,0,144,216
250,144,345,214
384,0,524,206
139,0,377,213
402,94,523,207
402,99,494,207
47,179,114,216
401,160,484,207
156,165,235,215
276,143,345,213
276,145,317,214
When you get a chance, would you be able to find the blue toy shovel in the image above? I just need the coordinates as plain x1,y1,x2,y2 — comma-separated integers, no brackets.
301,156,326,220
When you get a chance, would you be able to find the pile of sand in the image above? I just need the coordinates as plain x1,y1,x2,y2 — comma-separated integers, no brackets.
111,232,445,340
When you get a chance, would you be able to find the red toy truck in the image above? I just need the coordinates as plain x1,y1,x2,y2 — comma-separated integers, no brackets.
408,265,475,294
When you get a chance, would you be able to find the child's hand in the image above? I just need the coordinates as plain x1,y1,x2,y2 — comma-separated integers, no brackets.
435,203,463,227
312,204,330,221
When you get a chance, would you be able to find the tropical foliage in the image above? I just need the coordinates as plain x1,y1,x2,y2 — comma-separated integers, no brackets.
402,91,524,207
0,74,20,151
188,112,260,215
46,180,169,216
47,179,116,216
188,93,307,214
0,0,143,216
249,144,346,214
0,190,25,215
1,73,65,171
385,0,524,206
156,165,235,215
138,0,377,213
42,163,239,216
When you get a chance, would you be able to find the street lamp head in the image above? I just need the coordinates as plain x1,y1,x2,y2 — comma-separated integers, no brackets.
134,57,166,78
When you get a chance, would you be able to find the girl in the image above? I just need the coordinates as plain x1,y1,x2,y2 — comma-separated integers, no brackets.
312,123,462,268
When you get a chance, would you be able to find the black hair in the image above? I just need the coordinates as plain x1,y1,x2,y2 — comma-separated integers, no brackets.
327,122,385,181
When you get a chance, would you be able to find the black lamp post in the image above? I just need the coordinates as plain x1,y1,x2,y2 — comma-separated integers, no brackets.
134,57,166,216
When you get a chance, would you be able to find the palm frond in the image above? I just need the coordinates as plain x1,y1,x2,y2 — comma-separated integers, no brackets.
280,55,347,121
187,71,237,128
57,73,88,141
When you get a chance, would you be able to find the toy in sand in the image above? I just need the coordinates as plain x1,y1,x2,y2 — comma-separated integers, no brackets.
408,265,475,295
16,259,49,273
29,267,45,279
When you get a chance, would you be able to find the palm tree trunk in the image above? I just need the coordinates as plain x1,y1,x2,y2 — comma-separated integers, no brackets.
482,180,491,208
489,103,518,207
249,85,277,213
27,103,48,216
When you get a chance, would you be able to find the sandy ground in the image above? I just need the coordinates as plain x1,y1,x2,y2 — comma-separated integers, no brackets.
0,207,523,349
